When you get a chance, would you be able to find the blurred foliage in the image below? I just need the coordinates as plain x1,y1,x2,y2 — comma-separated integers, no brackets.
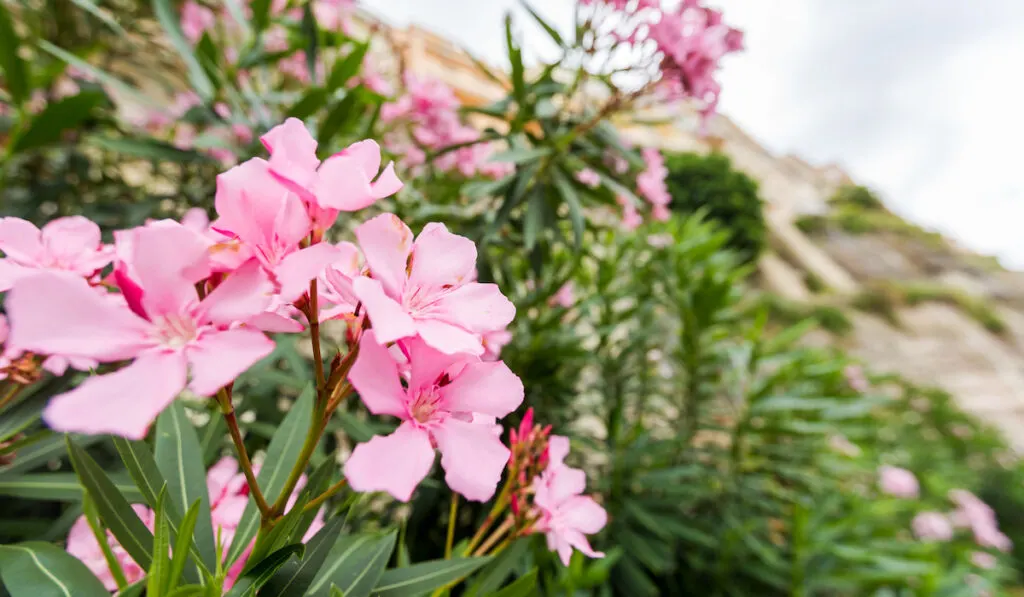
664,151,766,264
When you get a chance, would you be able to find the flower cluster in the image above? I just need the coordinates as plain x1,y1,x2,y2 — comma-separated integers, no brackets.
580,0,743,120
878,465,919,499
637,148,671,221
504,409,608,565
381,76,512,179
66,456,324,592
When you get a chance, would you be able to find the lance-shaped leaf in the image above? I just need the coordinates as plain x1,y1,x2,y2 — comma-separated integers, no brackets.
0,541,109,597
307,530,397,597
372,557,492,597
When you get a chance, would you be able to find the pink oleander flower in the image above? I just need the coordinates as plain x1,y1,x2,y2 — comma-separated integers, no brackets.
972,551,998,570
912,511,953,542
181,0,215,43
550,282,576,308
260,118,402,232
344,331,524,502
313,0,355,31
576,168,601,189
0,216,114,291
637,149,671,218
317,241,363,321
6,223,276,439
878,465,919,499
616,195,642,231
844,364,869,393
213,157,347,303
531,435,608,566
67,504,153,590
950,489,1013,552
352,214,516,356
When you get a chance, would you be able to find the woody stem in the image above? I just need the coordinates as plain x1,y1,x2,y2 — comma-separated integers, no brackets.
217,388,271,518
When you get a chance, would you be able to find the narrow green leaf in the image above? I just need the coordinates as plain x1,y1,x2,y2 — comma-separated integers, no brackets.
464,539,530,597
148,489,172,597
327,43,368,91
200,411,226,466
318,91,362,149
67,438,153,569
308,530,397,597
82,496,130,590
504,14,525,104
169,500,202,590
262,514,347,597
68,0,125,34
489,570,538,597
0,542,108,597
87,135,214,163
0,472,140,501
118,580,147,597
251,0,272,33
372,557,491,597
0,2,28,106
0,391,48,442
330,585,345,597
11,91,106,152
37,41,155,107
523,191,544,251
155,402,218,572
301,3,319,85
244,493,310,569
227,386,315,564
551,169,585,250
288,88,329,121
151,0,215,98
0,433,102,477
488,146,551,165
224,544,305,597
519,1,563,46
292,459,335,541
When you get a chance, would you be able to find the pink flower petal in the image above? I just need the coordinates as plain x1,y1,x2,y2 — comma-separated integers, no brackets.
432,283,516,334
408,223,476,289
275,243,344,303
370,162,403,198
198,260,273,327
0,217,43,262
348,330,408,418
131,223,211,317
40,216,102,263
354,214,413,298
414,319,484,356
343,422,434,502
43,351,188,439
0,260,31,292
441,361,523,418
6,273,151,361
262,118,320,191
547,435,571,469
186,328,275,396
433,417,509,502
351,277,416,344
246,310,305,333
214,158,292,249
406,337,459,392
563,496,608,536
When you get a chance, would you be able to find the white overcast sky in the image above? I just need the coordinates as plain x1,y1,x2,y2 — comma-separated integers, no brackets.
371,1,1024,269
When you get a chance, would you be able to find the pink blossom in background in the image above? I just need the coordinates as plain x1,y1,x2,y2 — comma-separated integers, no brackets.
344,332,523,502
551,282,576,308
313,0,355,31
6,224,276,439
531,435,608,566
912,511,953,542
827,434,861,458
616,195,642,231
844,364,869,392
972,551,998,570
646,233,674,248
181,0,215,43
576,168,601,189
878,465,919,499
260,118,402,231
637,148,671,219
352,214,515,356
0,315,15,380
66,504,153,590
950,489,1013,552
0,216,114,291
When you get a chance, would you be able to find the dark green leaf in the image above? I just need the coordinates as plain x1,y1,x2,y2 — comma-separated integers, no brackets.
307,530,397,597
0,391,48,442
148,489,173,597
0,433,102,477
552,169,585,250
251,0,272,33
165,586,206,597
151,0,215,98
327,43,369,91
504,14,525,104
464,539,530,597
88,135,213,163
372,557,491,597
224,544,305,597
199,411,226,466
0,2,28,106
318,91,361,150
488,147,551,165
288,88,329,121
489,569,537,597
0,541,108,597
11,91,106,152
0,472,140,502
262,514,347,597
67,437,154,569
155,402,217,572
301,4,319,85
227,386,315,564
523,190,544,251
169,500,202,590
